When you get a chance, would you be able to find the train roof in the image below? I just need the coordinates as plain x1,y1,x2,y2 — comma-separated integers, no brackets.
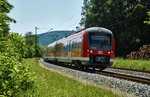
85,27,112,34
57,27,112,42
46,27,112,47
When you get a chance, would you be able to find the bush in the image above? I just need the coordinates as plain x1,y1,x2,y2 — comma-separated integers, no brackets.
0,34,34,97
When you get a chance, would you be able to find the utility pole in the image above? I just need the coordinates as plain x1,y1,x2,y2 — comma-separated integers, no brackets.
35,27,39,57
35,27,39,45
34,27,53,57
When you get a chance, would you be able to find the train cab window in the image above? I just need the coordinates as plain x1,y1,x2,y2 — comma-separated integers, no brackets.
89,33,111,50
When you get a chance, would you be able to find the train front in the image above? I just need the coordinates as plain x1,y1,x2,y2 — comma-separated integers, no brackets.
82,27,115,69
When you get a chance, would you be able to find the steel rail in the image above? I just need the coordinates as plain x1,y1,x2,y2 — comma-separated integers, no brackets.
109,67,150,73
95,70,150,85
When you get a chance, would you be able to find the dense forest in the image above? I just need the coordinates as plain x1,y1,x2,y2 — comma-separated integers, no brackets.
80,0,150,57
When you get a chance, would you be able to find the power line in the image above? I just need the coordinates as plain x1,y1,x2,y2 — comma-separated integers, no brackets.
35,27,53,34
35,10,81,31
53,10,81,29
64,21,79,29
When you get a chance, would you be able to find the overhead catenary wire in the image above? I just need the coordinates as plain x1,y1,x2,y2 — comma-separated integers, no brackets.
35,27,53,34
53,9,81,30
36,10,81,32
64,21,79,29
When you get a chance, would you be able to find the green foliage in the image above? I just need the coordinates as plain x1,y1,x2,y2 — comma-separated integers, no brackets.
0,1,35,96
24,32,42,58
35,44,42,57
25,32,35,46
0,33,27,60
80,0,90,26
0,53,34,97
0,0,13,13
24,32,35,58
0,36,34,96
0,0,16,37
81,0,150,57
8,33,27,59
144,11,150,24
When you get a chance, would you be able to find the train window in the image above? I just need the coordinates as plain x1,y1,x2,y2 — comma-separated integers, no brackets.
89,33,111,50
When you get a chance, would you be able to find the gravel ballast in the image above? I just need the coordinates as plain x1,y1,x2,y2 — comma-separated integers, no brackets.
39,60,150,97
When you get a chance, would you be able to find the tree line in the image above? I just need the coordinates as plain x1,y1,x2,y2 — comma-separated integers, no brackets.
80,0,150,57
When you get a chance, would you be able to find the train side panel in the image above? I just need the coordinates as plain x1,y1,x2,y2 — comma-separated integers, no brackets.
69,33,83,61
55,32,83,63
55,38,70,62
44,42,56,61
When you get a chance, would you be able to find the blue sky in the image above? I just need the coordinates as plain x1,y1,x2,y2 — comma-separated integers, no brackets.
8,0,83,35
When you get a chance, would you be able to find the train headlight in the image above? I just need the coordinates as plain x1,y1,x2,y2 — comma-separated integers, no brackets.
111,51,113,54
108,51,111,54
87,49,89,52
90,50,93,53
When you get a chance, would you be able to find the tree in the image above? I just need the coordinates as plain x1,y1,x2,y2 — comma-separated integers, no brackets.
80,0,90,27
8,33,27,59
25,32,36,46
0,0,16,38
123,1,150,56
144,11,150,24
24,32,42,58
0,1,34,96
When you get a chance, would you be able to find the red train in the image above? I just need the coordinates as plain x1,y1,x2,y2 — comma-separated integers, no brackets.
43,27,115,69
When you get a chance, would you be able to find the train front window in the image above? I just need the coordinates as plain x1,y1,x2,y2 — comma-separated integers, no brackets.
89,33,111,50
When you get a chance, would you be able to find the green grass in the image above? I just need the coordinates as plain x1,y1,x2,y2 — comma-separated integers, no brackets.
20,58,116,97
113,58,150,71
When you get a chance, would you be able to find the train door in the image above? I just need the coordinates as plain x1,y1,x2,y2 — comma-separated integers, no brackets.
67,40,72,63
69,39,76,63
54,41,58,61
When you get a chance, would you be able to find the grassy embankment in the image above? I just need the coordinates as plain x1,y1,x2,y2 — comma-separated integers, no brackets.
20,58,116,97
113,58,150,71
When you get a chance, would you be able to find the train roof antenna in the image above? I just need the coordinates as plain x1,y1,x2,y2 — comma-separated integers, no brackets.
75,27,86,33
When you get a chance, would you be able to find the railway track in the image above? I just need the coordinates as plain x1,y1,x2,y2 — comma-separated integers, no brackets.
89,67,150,85
96,70,150,85
109,67,150,73
43,60,150,85
105,67,150,79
